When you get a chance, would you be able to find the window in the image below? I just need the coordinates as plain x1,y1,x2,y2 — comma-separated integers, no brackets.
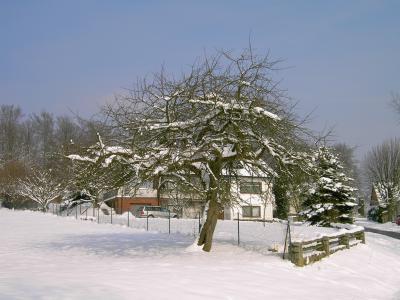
242,206,261,218
239,182,262,194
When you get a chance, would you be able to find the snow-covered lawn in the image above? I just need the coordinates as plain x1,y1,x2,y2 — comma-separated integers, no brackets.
356,218,400,233
1,209,400,300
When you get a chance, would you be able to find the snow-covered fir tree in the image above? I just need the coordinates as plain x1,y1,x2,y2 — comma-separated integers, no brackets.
301,146,357,226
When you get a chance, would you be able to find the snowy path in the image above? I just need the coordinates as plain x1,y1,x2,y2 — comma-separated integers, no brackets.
1,209,400,300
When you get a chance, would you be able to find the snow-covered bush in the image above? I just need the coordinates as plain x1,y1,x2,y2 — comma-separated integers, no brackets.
367,204,390,223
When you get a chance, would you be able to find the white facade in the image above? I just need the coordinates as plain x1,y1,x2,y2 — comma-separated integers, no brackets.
224,177,274,221
102,177,275,220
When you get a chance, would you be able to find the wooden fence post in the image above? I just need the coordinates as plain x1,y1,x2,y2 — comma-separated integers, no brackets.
339,234,350,249
322,237,330,256
289,242,304,267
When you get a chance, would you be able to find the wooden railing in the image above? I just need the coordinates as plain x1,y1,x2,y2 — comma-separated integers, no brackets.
289,228,365,267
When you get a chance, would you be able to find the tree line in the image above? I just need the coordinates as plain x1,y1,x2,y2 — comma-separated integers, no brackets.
0,106,106,209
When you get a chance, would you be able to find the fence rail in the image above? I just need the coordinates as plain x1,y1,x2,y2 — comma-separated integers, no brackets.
289,229,365,267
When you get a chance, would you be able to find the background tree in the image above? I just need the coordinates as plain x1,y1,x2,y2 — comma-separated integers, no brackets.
272,175,289,219
70,48,308,251
332,143,359,186
391,92,400,117
301,146,357,226
0,105,23,161
0,103,107,210
31,111,56,167
16,167,64,212
364,138,400,221
332,143,364,214
0,160,29,209
272,138,314,219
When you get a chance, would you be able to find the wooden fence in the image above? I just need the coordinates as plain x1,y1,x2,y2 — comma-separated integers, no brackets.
289,228,365,267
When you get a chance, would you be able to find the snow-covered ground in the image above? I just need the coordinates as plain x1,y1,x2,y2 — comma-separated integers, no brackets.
1,209,400,300
356,218,400,233
56,205,359,251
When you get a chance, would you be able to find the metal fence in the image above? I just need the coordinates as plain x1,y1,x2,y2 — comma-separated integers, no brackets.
47,203,290,254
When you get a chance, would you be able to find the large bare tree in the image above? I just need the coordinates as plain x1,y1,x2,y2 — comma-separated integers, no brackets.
70,49,308,251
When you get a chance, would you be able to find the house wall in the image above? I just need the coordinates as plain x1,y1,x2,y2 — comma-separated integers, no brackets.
110,197,160,214
103,176,274,220
225,201,274,221
224,178,274,221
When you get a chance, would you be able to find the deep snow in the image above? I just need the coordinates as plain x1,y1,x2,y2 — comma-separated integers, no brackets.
1,209,399,300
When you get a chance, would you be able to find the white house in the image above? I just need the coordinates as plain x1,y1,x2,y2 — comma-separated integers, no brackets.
101,171,275,221
223,170,274,221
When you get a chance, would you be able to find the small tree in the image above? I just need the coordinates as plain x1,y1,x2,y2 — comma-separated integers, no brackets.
301,146,357,226
16,168,63,211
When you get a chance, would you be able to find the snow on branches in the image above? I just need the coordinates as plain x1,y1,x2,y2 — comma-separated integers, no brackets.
71,48,308,251
16,168,63,211
301,146,357,226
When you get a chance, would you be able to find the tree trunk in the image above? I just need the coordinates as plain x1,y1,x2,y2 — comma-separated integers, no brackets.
197,197,219,252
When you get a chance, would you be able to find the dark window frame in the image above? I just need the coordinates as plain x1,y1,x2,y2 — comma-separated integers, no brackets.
242,205,261,218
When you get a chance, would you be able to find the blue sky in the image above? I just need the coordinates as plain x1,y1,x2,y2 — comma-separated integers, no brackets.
0,0,399,159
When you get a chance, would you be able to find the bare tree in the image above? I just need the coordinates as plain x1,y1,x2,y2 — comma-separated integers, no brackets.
70,48,308,251
0,105,23,161
31,111,56,167
0,160,29,209
391,92,400,117
364,138,400,220
16,168,63,212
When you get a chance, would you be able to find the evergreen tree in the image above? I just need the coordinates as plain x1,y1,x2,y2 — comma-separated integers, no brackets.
301,146,357,226
273,176,289,219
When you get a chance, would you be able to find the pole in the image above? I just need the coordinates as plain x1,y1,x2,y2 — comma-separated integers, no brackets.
111,202,113,224
198,212,201,234
75,204,78,219
237,212,240,245
97,207,100,224
146,210,149,231
283,219,291,260
168,210,171,235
